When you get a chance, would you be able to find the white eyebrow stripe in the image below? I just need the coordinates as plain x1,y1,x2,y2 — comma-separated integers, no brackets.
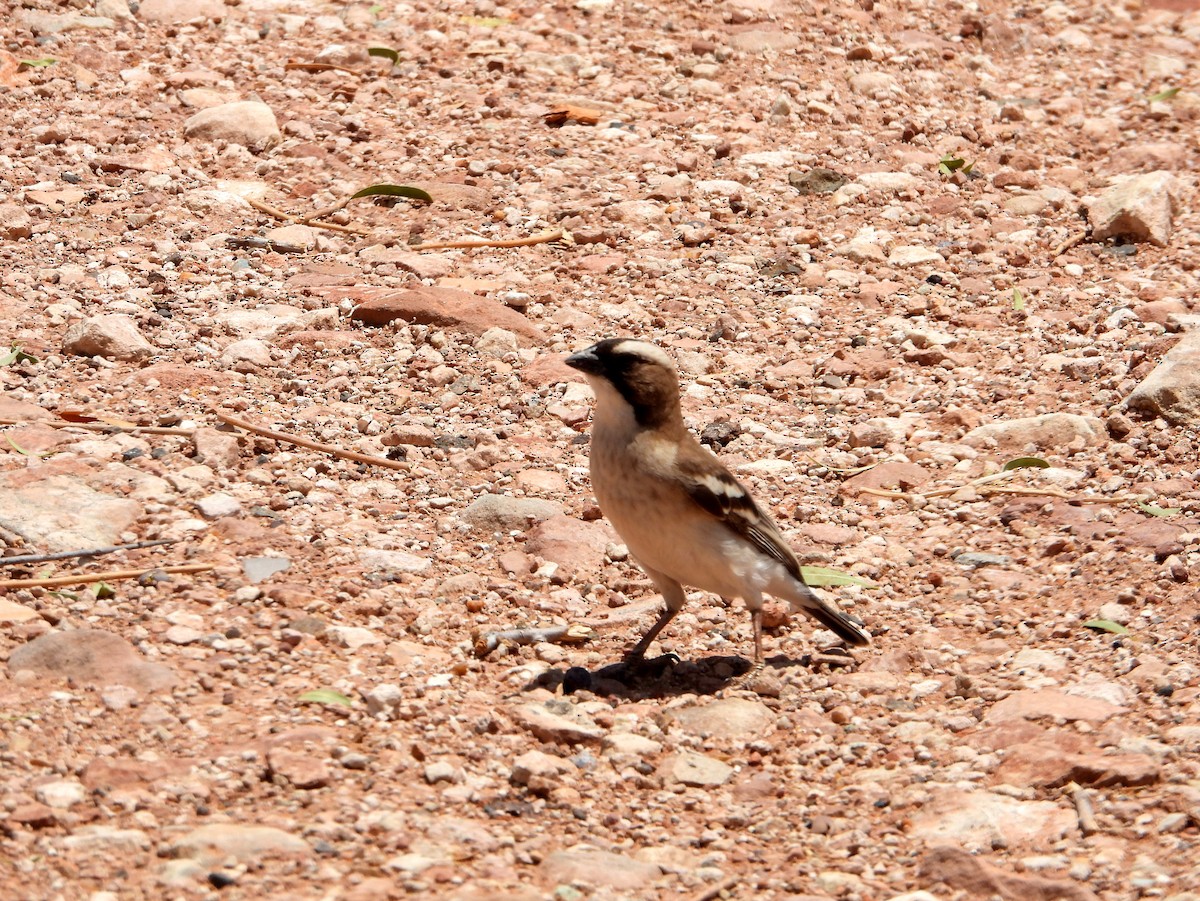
612,339,676,370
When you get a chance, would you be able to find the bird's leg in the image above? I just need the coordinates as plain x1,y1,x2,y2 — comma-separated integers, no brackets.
626,605,679,664
624,573,687,671
724,607,763,691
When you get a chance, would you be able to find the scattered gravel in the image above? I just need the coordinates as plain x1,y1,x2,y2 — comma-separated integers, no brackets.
2,0,1200,898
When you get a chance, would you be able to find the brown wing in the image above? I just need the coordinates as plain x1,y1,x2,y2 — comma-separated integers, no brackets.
677,453,804,579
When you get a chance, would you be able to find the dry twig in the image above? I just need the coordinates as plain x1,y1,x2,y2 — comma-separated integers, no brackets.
0,418,195,436
226,236,308,254
689,876,739,901
284,61,362,76
855,467,1142,507
207,406,410,472
0,563,213,590
244,197,372,236
1072,785,1099,835
2,539,176,567
409,229,567,251
1053,229,1090,257
474,623,595,657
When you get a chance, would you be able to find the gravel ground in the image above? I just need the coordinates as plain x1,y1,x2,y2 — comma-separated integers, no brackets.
1,0,1199,899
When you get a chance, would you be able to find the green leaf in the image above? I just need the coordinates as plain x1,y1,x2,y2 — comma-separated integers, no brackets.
937,155,970,176
350,183,432,202
369,3,385,15
0,345,37,366
298,689,355,708
1138,501,1180,518
91,582,116,599
1083,619,1129,635
19,58,56,68
1147,87,1180,102
1002,456,1050,471
367,46,400,65
801,566,878,589
5,435,51,458
1012,287,1025,311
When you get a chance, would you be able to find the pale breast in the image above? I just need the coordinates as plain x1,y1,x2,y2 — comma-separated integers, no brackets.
590,438,787,599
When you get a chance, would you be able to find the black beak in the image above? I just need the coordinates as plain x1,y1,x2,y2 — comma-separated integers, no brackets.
564,347,603,376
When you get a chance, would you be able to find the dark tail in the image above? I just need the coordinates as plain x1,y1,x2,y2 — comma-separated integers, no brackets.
804,600,872,646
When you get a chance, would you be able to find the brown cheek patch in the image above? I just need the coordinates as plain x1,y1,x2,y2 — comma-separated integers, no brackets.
625,369,677,428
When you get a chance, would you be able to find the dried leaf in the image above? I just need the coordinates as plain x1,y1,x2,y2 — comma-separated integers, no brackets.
543,105,603,127
350,184,433,202
368,46,400,65
1003,457,1049,471
284,61,360,75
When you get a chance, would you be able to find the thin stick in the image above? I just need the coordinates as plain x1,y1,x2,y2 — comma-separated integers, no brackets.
303,196,356,223
283,61,363,76
1053,230,1089,257
409,229,566,251
1,539,177,567
690,876,738,901
227,236,308,254
244,197,371,235
474,623,595,657
858,484,1139,505
207,406,410,472
0,563,213,590
1073,786,1098,835
0,418,195,436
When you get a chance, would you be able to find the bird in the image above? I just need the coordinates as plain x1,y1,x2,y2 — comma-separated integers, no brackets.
564,337,871,666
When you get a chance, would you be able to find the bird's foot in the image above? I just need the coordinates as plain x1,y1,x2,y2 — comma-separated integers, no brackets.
729,658,775,694
600,652,679,683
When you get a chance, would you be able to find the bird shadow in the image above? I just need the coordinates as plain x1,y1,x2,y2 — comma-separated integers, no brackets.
526,651,827,700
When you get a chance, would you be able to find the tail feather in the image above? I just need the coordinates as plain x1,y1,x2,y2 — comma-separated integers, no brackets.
803,599,871,646
776,578,872,646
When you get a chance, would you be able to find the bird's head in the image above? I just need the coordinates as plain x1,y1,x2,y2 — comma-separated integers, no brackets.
565,338,682,430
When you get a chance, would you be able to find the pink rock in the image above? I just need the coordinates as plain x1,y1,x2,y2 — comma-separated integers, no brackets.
192,427,241,470
920,846,1099,901
963,412,1106,450
342,286,546,344
539,849,662,891
267,748,332,789
994,733,1155,787
7,802,58,829
82,757,196,792
0,395,49,420
184,101,280,152
522,353,582,386
62,314,154,361
910,789,1076,851
138,0,225,23
7,630,178,693
985,689,1122,724
841,461,932,493
524,514,617,580
1085,171,1179,247
498,549,534,575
